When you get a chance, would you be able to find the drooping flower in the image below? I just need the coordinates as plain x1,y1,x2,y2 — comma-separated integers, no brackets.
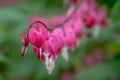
21,20,48,60
20,0,108,74
20,32,29,57
64,27,77,50
42,35,58,59
28,21,48,59
41,34,60,74
96,9,108,27
51,28,67,61
61,27,77,61
51,28,64,54
64,20,83,39
28,25,48,48
82,13,96,28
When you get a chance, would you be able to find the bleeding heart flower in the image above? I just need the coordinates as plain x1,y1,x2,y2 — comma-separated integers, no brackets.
82,13,96,28
20,32,29,57
64,20,83,39
64,27,77,50
20,0,108,74
51,28,64,54
61,27,77,61
61,46,69,61
41,34,60,74
97,9,108,27
28,22,48,48
42,35,58,59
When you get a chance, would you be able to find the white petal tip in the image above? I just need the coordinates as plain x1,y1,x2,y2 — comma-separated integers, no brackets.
65,57,69,62
45,58,55,74
21,46,27,57
63,55,69,62
62,47,69,62
46,64,55,74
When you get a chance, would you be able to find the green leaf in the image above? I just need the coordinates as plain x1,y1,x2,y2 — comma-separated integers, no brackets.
111,0,120,22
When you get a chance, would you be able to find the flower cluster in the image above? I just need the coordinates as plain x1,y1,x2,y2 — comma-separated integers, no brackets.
79,0,108,38
20,0,108,74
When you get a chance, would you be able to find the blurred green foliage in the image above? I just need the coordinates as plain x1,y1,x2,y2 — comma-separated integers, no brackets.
75,57,120,80
0,0,120,80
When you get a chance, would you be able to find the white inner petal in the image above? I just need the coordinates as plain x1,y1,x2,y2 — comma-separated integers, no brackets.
61,46,69,61
93,25,100,39
22,46,27,56
76,39,81,48
22,46,24,53
39,48,42,59
45,58,55,74
25,47,28,55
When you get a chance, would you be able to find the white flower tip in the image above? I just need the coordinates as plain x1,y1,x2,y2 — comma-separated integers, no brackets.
62,52,69,62
62,47,69,62
22,46,27,57
45,59,55,74
62,54,69,62
39,48,42,59
76,40,81,48
93,25,100,39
